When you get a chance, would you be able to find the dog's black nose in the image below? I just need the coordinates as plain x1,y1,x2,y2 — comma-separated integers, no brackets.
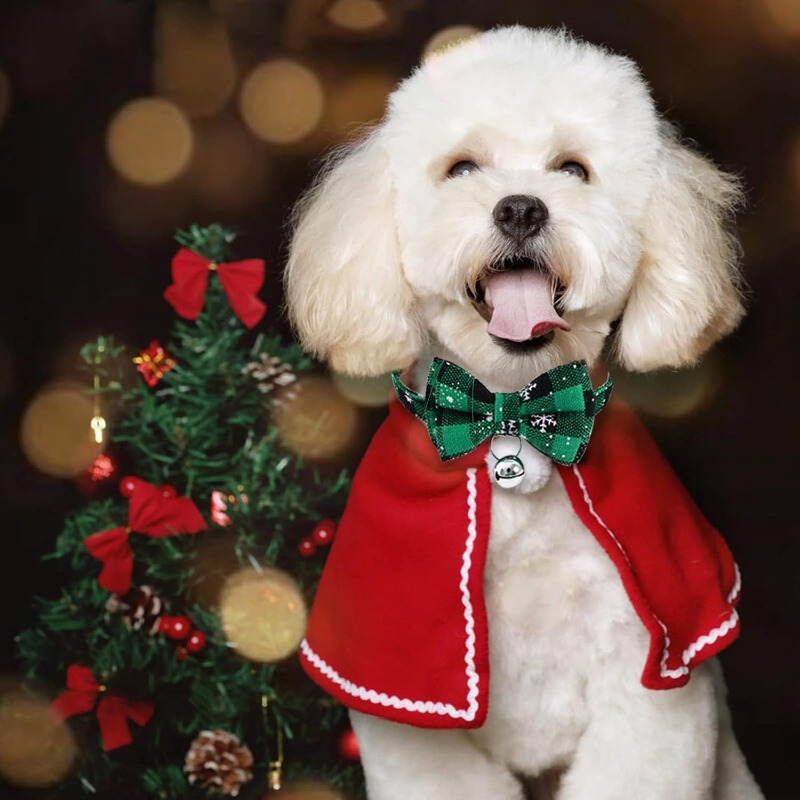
493,195,549,240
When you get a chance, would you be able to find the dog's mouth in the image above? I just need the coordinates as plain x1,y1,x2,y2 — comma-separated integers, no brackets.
469,256,570,351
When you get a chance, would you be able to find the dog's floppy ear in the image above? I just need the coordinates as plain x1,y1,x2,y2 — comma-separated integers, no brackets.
615,129,745,372
285,129,423,376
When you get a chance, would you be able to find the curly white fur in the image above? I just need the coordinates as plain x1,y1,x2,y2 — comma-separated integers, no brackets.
286,26,761,800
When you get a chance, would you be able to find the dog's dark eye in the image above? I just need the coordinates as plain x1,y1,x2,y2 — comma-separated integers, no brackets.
448,160,479,178
558,161,589,182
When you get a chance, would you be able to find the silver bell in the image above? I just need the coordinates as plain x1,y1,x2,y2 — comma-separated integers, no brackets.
493,454,525,488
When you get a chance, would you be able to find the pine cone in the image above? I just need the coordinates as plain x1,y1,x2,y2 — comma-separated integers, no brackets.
105,584,164,635
184,729,254,797
242,354,296,394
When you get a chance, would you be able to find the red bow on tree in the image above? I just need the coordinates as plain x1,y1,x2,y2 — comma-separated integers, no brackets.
51,665,154,751
163,248,267,329
85,478,207,595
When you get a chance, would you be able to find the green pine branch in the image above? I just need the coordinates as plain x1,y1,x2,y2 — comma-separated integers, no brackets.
15,225,363,799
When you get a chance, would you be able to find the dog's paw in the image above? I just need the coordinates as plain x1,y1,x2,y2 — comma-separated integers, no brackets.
487,437,552,493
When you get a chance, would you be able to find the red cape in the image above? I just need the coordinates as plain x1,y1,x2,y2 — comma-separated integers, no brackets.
300,400,741,729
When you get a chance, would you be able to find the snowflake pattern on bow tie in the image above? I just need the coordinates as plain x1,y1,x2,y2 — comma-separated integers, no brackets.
392,359,612,466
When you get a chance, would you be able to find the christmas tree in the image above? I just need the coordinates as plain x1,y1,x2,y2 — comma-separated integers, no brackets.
15,225,364,799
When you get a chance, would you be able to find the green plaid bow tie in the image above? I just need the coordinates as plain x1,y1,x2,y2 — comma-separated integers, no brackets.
392,358,612,465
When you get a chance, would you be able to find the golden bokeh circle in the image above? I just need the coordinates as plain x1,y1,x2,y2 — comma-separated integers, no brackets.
760,0,800,36
272,376,359,461
153,0,237,118
0,69,10,129
220,568,307,662
20,383,102,478
266,779,346,800
239,60,324,145
106,98,194,186
325,72,396,138
0,687,77,788
331,371,392,408
325,0,389,31
422,25,481,60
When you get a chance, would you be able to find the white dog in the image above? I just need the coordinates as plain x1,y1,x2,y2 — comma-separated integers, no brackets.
285,26,764,800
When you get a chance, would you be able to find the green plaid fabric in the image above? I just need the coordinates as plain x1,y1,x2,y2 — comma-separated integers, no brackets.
392,358,612,465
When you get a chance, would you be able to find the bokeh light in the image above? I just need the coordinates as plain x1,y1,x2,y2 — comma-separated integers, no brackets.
220,567,307,663
325,0,389,31
239,60,324,145
331,371,392,407
612,356,725,421
20,383,103,478
0,68,10,129
272,376,359,461
0,683,77,788
266,780,346,800
189,116,270,213
153,0,238,118
422,25,481,60
760,0,800,37
325,72,396,138
106,98,194,186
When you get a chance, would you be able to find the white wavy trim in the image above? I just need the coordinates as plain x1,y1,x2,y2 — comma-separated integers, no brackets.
300,468,481,721
572,465,740,682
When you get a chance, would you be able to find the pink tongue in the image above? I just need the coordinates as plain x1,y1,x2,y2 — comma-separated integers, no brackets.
485,269,570,342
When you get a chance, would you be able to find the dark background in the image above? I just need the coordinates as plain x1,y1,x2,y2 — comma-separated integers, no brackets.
0,0,797,797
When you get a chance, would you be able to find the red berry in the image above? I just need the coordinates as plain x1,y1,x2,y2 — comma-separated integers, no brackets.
312,519,337,547
160,484,178,499
158,615,175,634
186,630,207,653
119,476,139,498
165,616,192,641
337,728,360,762
298,538,316,557
176,647,188,662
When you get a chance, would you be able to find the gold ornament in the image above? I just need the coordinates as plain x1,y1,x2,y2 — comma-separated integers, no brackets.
220,568,307,662
0,686,77,788
272,376,358,461
261,694,284,791
267,761,283,791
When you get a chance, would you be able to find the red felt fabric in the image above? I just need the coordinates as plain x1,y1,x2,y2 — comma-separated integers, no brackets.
84,480,207,595
559,400,740,689
163,248,266,329
50,665,154,750
83,526,134,596
301,399,741,728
